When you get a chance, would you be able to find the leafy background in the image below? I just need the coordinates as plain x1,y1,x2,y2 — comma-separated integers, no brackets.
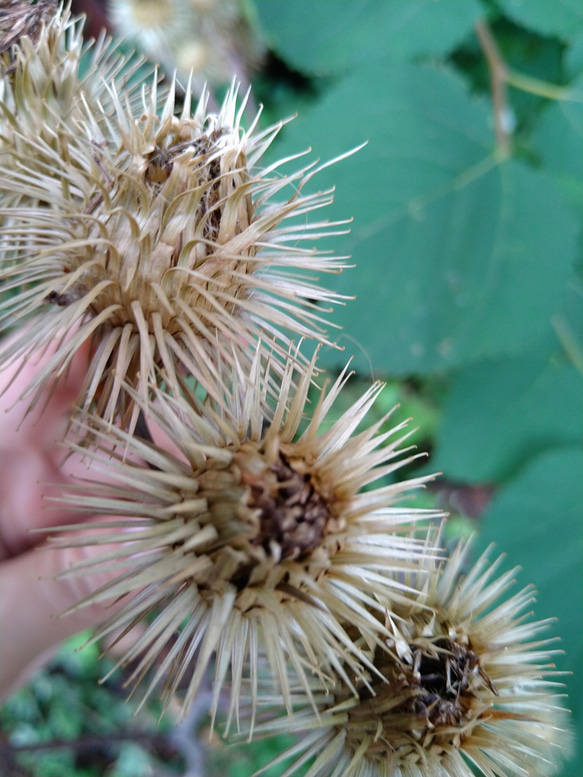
1,0,581,774
252,2,583,772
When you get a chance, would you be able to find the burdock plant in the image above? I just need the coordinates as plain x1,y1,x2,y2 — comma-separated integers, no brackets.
0,1,153,200
0,5,572,777
0,0,56,54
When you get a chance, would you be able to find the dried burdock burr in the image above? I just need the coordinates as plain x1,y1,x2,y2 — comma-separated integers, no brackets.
0,2,153,169
1,58,356,428
0,0,57,57
46,347,443,723
241,537,571,777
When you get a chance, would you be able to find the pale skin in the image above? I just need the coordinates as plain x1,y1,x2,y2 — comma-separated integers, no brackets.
0,337,123,700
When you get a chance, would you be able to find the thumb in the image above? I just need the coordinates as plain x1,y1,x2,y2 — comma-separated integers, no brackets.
0,538,124,700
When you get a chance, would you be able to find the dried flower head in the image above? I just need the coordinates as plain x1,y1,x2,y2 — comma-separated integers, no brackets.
47,349,442,722
109,0,264,96
0,67,356,426
0,3,158,216
244,538,570,777
108,0,191,66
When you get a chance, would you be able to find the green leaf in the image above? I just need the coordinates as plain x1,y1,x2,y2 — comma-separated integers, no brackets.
110,743,154,777
268,63,579,375
430,331,583,483
496,0,583,43
566,34,583,77
529,77,583,212
253,0,482,75
476,445,583,776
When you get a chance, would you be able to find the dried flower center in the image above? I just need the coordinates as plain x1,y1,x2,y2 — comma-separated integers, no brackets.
243,452,330,561
343,637,497,758
403,638,491,728
189,443,335,597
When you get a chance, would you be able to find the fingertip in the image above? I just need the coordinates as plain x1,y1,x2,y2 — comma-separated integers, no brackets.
0,538,123,699
0,326,92,440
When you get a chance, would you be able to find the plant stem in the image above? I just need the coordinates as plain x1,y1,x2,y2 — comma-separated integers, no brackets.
475,20,511,156
505,69,583,102
552,314,583,378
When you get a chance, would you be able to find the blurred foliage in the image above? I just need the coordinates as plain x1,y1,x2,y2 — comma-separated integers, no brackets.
252,4,583,772
479,446,583,745
0,634,184,775
252,0,483,74
2,0,582,774
207,731,307,777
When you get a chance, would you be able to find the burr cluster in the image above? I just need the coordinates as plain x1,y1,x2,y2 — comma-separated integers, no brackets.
0,5,570,776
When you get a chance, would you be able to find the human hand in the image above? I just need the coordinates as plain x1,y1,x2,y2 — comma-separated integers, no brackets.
0,334,123,699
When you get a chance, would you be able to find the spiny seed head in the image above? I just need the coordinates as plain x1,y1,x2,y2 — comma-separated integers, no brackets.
0,67,357,427
47,349,443,722
0,3,153,170
244,537,571,777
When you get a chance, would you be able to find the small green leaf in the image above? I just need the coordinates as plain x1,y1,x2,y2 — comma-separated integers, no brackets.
497,0,583,43
253,0,482,75
110,743,154,777
430,332,583,483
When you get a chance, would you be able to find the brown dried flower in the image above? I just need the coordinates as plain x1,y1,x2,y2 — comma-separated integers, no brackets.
242,538,571,777
1,56,357,427
47,349,442,721
0,3,151,168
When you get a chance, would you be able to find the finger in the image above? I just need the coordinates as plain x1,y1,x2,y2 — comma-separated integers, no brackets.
0,447,61,557
0,539,124,701
0,330,92,449
0,438,116,557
